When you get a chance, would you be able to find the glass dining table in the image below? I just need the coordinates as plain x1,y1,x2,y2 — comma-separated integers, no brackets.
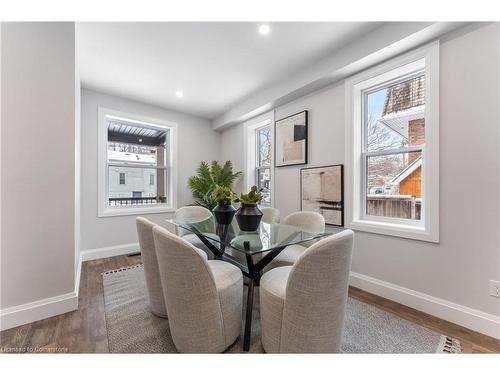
167,214,332,351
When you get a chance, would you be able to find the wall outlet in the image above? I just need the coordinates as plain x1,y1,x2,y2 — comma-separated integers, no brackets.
489,280,500,298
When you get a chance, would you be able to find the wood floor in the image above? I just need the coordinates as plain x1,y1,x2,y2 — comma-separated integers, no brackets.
1,254,499,353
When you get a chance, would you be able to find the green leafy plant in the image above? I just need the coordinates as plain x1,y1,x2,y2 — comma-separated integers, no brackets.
188,160,242,210
212,185,237,205
235,185,263,205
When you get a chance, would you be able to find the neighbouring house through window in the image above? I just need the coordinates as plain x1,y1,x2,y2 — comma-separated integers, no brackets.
107,119,168,206
256,125,272,205
365,74,425,220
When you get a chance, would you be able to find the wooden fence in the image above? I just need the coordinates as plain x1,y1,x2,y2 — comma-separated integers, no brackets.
367,195,421,220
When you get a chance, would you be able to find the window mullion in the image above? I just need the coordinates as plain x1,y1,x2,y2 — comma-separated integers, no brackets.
363,146,424,158
107,162,167,169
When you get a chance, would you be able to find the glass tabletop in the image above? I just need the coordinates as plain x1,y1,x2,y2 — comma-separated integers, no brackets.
167,215,331,255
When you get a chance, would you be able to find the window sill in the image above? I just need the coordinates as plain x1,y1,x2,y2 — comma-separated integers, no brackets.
98,204,176,218
349,218,439,243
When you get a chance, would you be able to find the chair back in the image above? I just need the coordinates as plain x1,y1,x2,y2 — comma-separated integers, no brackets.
282,211,325,233
152,225,226,352
281,229,354,353
174,206,212,236
136,217,167,317
260,207,280,224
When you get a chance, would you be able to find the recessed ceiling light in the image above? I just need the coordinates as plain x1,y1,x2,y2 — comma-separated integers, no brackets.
259,24,270,35
175,90,183,97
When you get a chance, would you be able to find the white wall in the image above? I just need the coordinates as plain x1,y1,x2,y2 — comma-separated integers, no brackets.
1,23,77,320
80,88,220,253
219,24,500,336
220,122,246,195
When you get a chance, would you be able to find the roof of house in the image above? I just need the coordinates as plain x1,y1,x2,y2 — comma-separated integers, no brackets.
377,75,425,139
379,105,424,139
107,149,156,164
391,156,422,185
382,75,425,116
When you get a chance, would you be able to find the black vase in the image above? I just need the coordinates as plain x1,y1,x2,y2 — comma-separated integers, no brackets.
235,203,263,232
212,203,236,225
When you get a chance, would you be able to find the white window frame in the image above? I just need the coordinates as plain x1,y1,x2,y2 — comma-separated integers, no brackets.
345,42,439,242
98,107,178,217
243,111,275,206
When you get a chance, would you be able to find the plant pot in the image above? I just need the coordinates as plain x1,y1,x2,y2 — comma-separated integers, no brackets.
212,203,236,225
235,203,263,231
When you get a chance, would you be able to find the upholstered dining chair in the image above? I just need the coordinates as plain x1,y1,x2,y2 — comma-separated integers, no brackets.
259,229,354,353
173,206,216,258
265,211,325,270
152,225,243,353
260,207,280,224
136,217,168,317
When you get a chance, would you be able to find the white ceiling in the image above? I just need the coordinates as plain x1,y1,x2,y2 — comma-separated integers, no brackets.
76,22,383,119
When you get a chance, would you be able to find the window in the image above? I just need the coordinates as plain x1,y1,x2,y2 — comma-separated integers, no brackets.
98,108,177,217
256,126,271,205
345,43,439,242
244,113,274,206
364,75,424,220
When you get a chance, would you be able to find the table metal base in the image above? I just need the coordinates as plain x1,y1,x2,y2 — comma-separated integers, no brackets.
193,231,286,352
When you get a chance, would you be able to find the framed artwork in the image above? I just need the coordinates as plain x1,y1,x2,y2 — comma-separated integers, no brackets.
275,110,308,167
300,164,344,226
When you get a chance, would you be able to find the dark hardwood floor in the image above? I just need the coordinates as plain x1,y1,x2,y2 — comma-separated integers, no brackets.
1,255,499,353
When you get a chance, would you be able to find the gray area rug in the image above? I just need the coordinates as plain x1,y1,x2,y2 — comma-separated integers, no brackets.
102,264,461,354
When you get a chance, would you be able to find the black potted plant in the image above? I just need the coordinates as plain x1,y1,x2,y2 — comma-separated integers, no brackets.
234,186,263,231
211,185,237,225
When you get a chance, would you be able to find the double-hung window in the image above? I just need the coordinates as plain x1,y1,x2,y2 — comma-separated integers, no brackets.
345,43,439,242
98,108,177,217
244,113,274,206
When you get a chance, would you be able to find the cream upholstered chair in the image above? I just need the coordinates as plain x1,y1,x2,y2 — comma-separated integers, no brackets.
152,225,243,353
260,207,280,224
260,229,354,353
173,206,216,258
174,205,212,238
266,211,325,270
281,211,325,233
136,217,168,317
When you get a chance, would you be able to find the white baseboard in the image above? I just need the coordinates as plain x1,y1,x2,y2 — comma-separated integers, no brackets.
0,244,136,332
4,250,497,339
0,292,78,331
80,242,140,262
350,271,500,340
